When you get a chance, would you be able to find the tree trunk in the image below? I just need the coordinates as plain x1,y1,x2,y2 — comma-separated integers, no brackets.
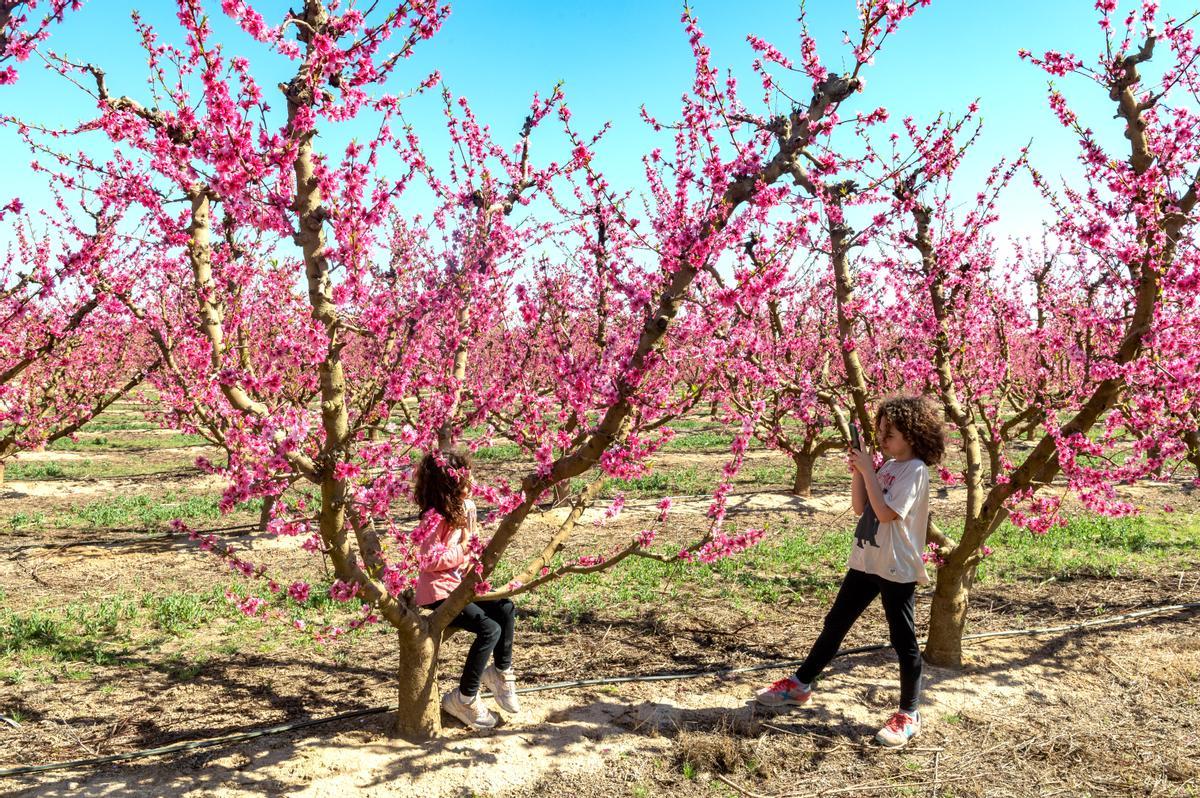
791,452,814,497
0,461,5,486
390,628,443,740
257,493,277,533
985,441,1002,487
1185,427,1200,478
923,556,977,668
1148,440,1165,479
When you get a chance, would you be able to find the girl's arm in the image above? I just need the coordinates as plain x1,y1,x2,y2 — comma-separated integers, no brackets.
849,447,899,522
850,459,866,516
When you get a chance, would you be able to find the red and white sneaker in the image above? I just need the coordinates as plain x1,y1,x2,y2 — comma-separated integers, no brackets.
875,710,921,748
754,676,813,707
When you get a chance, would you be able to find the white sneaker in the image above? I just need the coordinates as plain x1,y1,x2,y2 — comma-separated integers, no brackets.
441,689,497,730
482,664,521,713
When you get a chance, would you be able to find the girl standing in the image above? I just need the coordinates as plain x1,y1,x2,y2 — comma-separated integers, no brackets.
756,396,945,748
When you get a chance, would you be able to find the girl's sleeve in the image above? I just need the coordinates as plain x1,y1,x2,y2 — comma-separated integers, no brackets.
883,463,928,520
419,522,468,572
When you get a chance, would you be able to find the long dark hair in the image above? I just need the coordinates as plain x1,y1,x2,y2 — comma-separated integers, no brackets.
875,395,946,466
413,447,472,528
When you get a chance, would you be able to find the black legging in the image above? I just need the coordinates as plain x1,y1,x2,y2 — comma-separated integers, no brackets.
425,598,515,697
795,568,923,713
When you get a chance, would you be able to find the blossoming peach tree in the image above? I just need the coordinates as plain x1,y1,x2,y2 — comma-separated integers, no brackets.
881,0,1200,666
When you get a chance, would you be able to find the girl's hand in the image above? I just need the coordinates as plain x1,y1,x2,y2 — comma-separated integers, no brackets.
848,445,874,475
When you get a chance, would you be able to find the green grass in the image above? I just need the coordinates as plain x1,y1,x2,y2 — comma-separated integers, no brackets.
70,494,220,528
978,513,1200,581
145,593,212,635
663,430,735,452
5,512,46,531
3,493,248,533
4,462,66,480
79,418,158,432
0,609,121,666
49,433,208,452
568,466,713,499
5,459,199,481
66,492,252,528
472,443,524,462
0,612,69,655
0,580,366,679
0,591,218,672
740,464,793,486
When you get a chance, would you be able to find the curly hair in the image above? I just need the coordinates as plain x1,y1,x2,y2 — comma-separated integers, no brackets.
875,395,946,466
413,447,472,528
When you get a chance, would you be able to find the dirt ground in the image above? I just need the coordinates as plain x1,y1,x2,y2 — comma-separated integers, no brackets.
3,604,1198,797
2,433,1199,797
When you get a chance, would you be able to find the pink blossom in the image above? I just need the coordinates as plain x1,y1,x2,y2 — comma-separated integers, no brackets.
287,581,311,602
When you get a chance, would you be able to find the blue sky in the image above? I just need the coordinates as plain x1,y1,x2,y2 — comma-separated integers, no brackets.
1,1,1192,240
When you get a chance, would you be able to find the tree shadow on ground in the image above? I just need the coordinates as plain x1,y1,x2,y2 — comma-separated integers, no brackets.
7,698,637,798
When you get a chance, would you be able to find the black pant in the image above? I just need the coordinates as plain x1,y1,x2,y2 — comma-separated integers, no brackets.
426,598,515,697
795,568,922,713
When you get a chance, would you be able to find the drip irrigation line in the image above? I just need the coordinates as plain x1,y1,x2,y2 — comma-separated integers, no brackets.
2,601,1197,779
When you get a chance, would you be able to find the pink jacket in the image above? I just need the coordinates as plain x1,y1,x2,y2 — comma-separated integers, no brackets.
414,499,476,606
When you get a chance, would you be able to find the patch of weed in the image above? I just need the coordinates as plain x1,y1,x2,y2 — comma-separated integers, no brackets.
5,512,46,531
69,493,233,528
978,513,1200,582
5,462,66,480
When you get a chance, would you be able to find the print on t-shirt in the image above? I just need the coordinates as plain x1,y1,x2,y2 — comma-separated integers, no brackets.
853,500,880,548
854,469,897,549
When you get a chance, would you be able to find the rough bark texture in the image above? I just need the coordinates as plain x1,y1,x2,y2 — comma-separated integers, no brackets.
828,203,873,442
985,439,1003,488
257,493,277,534
924,556,977,667
389,630,442,739
792,451,815,497
1185,427,1200,478
284,0,435,736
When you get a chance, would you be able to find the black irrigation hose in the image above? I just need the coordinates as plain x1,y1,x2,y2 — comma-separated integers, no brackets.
2,601,1197,780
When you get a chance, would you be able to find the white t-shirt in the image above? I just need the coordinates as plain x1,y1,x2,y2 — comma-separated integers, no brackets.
847,458,930,585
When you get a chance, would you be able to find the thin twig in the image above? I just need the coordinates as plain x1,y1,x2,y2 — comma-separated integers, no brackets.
781,773,974,798
714,773,773,798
